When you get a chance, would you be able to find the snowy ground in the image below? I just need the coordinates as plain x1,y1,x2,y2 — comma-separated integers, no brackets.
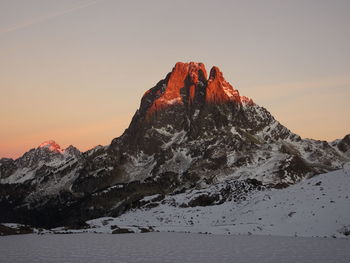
0,233,349,263
87,167,350,238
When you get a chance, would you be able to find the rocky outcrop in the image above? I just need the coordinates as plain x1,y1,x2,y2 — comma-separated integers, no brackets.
337,134,350,153
206,66,241,104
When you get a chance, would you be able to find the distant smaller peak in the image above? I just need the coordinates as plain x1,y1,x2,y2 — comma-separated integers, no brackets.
38,140,63,153
38,140,59,148
65,145,77,150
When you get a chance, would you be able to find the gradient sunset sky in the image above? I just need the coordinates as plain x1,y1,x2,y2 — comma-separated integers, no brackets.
1,0,350,159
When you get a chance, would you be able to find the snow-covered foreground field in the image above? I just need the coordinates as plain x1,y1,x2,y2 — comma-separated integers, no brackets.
0,233,349,263
87,167,350,238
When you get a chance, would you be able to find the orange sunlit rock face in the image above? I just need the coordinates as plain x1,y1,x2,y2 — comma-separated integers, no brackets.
144,62,253,119
146,62,207,118
38,140,64,153
206,66,241,104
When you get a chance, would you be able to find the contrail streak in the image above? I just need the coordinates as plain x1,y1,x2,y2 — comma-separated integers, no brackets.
0,0,104,35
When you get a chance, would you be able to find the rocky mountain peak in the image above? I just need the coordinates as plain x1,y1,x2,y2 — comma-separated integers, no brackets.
117,62,272,156
144,62,207,118
140,62,253,121
206,66,241,104
38,140,63,154
337,134,350,154
65,145,82,158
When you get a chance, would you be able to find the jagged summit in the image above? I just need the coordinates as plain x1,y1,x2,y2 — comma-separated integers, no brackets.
37,141,81,157
206,66,240,103
141,62,253,119
38,140,63,153
117,62,264,156
0,139,82,186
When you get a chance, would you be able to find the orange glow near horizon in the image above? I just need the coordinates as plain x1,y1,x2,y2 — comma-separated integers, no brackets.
0,115,132,159
0,1,349,159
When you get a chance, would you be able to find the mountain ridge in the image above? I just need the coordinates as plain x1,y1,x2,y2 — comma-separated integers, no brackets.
0,62,349,228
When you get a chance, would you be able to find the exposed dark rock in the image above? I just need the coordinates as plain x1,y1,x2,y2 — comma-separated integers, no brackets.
337,134,350,153
112,227,134,234
0,224,33,236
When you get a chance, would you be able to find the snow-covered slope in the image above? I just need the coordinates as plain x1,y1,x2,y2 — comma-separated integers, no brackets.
87,165,350,238
0,140,82,185
0,141,84,215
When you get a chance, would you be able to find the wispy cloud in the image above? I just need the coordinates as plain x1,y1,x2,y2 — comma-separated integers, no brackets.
0,0,104,35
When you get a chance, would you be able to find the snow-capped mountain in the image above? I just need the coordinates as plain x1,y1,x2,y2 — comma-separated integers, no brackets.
0,140,82,185
105,62,346,186
0,62,349,229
